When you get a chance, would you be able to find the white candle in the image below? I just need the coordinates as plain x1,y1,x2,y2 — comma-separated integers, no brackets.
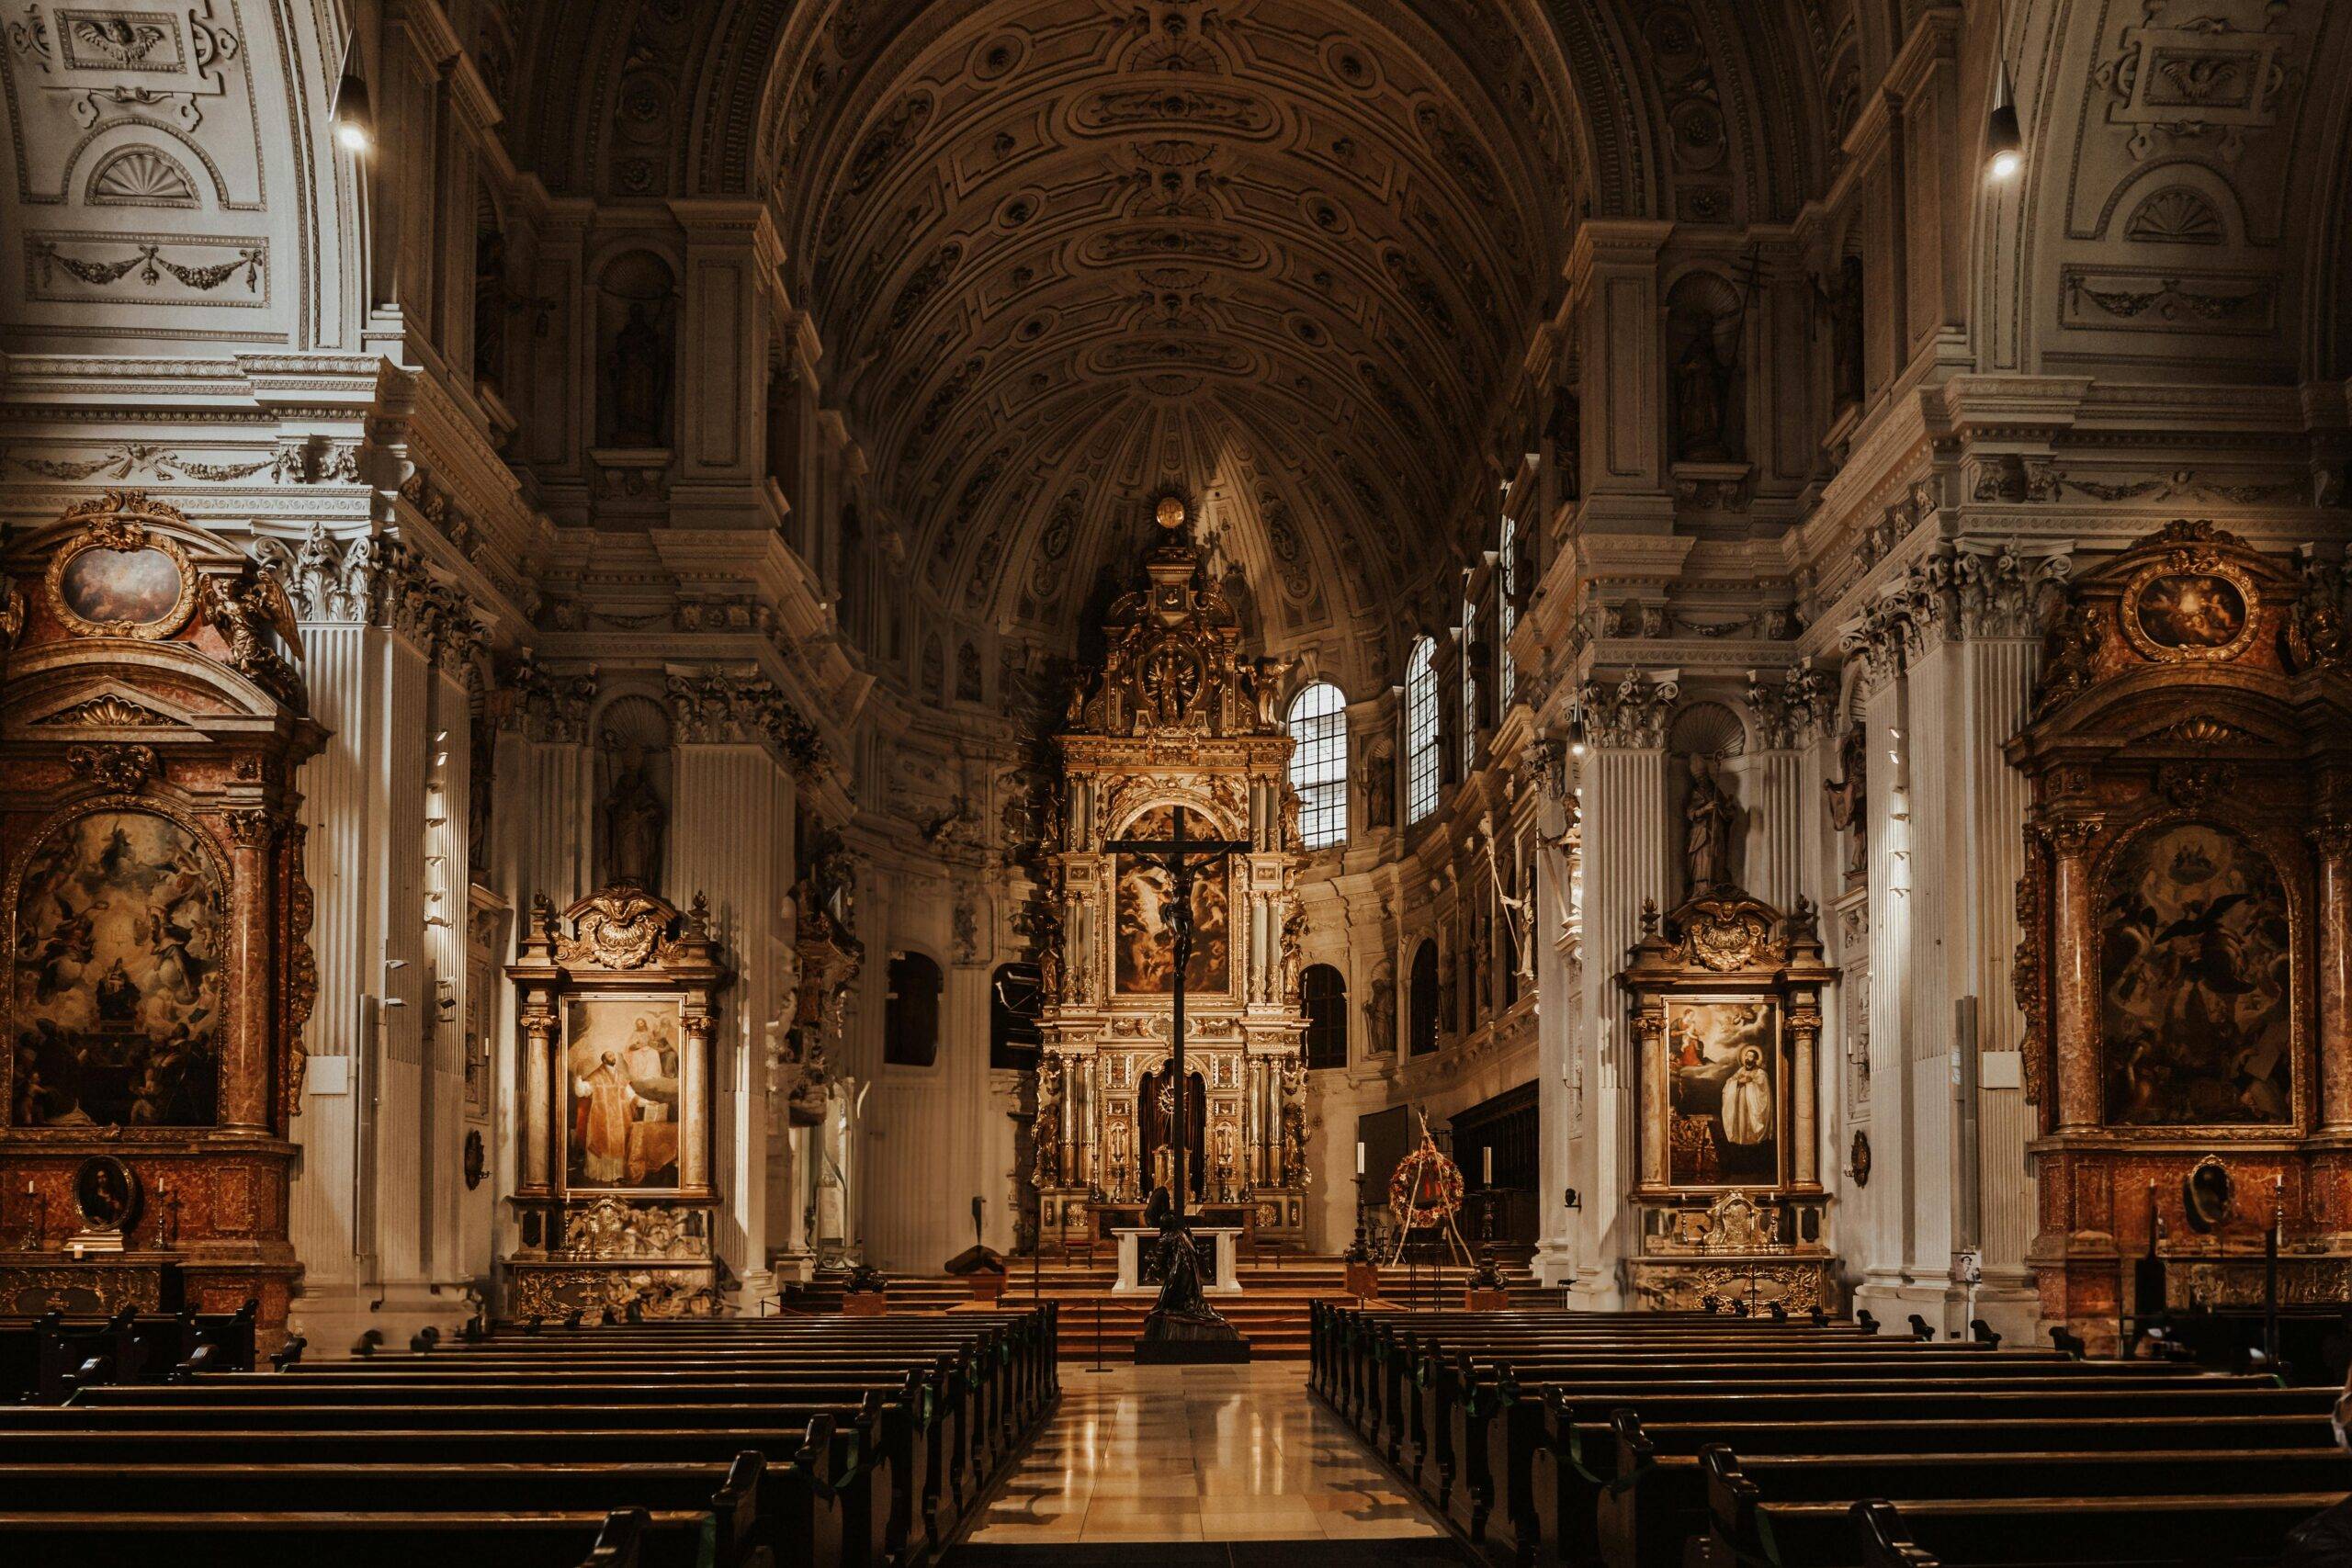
1356,1141,1366,1176
1483,1146,1493,1184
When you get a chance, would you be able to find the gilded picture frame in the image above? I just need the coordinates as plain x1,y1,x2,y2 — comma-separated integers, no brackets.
42,513,198,641
2119,556,2259,665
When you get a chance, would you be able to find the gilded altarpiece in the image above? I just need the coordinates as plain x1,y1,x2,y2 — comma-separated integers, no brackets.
1030,502,1310,1246
1617,886,1838,1310
0,493,322,1340
503,885,728,1316
2008,521,2352,1350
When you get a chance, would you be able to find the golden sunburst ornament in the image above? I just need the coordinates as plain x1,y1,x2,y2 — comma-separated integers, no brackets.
1154,494,1187,531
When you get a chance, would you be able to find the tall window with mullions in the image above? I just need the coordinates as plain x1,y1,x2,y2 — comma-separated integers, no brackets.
1498,513,1517,707
1285,682,1348,849
1406,637,1439,824
1461,595,1478,777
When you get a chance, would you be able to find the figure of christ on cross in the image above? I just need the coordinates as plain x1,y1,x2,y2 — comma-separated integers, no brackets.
1105,806,1252,1356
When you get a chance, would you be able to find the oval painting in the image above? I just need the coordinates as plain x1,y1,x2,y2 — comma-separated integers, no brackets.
57,543,187,632
2132,572,2247,651
11,810,225,1128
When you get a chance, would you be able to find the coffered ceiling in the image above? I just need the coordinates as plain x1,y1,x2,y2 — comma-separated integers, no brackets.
499,0,1844,661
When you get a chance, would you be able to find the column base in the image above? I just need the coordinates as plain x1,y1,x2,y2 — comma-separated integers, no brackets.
770,1247,816,1285
1531,1237,1575,1288
732,1269,778,1315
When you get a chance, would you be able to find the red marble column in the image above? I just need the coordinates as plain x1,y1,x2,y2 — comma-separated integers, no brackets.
2314,820,2352,1135
221,809,282,1132
2048,816,2105,1133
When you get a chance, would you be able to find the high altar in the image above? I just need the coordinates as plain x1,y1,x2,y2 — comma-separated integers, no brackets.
1030,497,1312,1248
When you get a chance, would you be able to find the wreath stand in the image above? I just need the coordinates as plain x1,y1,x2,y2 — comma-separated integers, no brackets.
1385,1114,1474,1270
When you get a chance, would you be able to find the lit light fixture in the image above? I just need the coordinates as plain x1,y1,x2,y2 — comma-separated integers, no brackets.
334,73,373,153
1984,55,2022,183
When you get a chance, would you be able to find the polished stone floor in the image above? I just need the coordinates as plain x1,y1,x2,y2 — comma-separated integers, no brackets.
959,1362,1448,1545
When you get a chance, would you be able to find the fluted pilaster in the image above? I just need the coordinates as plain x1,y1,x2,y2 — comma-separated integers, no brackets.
665,741,791,1297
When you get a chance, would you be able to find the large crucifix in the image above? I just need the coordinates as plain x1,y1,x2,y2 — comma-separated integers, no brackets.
1104,806,1251,1234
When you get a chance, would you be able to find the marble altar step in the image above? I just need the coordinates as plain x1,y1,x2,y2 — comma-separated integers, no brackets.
772,1257,1554,1358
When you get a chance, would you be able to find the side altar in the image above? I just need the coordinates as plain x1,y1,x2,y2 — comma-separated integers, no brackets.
1027,497,1313,1250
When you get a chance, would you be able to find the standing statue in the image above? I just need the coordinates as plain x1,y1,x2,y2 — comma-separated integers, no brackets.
1682,753,1736,893
1365,967,1397,1055
1359,744,1396,830
1032,1055,1063,1190
1278,1055,1308,1185
605,762,667,887
1673,330,1731,461
1825,726,1868,879
1279,902,1306,1004
605,300,673,447
1821,255,1865,411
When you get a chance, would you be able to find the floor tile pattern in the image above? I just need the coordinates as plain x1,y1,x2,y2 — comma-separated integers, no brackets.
960,1362,1447,1545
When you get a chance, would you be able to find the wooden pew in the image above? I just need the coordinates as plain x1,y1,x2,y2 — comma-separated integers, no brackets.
1604,1408,2340,1568
1693,1449,2346,1567
0,1453,770,1568
0,1507,728,1568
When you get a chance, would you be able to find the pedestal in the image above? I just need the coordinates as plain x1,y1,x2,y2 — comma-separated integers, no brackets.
842,1290,886,1318
1345,1260,1380,1299
1464,1287,1510,1311
1113,1226,1241,1294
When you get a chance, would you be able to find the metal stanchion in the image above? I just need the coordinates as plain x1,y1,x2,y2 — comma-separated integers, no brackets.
1086,1294,1111,1374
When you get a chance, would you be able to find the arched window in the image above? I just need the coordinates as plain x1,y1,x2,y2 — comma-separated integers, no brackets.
989,961,1041,1071
1302,964,1348,1069
1408,940,1441,1055
884,950,943,1067
1461,593,1478,777
1498,513,1518,707
1286,682,1349,849
1405,638,1439,824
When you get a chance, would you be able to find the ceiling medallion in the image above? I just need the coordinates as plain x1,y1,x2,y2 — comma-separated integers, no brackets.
1154,494,1188,532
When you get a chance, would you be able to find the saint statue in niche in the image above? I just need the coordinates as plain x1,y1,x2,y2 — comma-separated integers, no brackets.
1683,754,1736,892
604,761,667,888
603,300,673,448
1673,332,1732,461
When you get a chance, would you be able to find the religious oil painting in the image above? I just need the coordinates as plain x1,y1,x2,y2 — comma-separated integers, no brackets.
2101,822,2291,1126
564,994,684,1188
1664,998,1781,1188
1114,806,1231,997
2131,573,2247,651
10,810,225,1128
55,540,188,634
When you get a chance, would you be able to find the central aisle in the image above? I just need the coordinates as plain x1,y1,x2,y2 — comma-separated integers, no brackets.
956,1361,1453,1549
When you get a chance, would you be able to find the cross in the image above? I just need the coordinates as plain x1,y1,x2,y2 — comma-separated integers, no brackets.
1104,806,1250,1233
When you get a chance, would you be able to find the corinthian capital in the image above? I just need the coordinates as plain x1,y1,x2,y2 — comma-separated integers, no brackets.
1575,668,1680,750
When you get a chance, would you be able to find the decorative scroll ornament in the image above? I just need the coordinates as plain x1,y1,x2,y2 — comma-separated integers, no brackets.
557,884,676,969
1672,888,1788,973
64,742,157,794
